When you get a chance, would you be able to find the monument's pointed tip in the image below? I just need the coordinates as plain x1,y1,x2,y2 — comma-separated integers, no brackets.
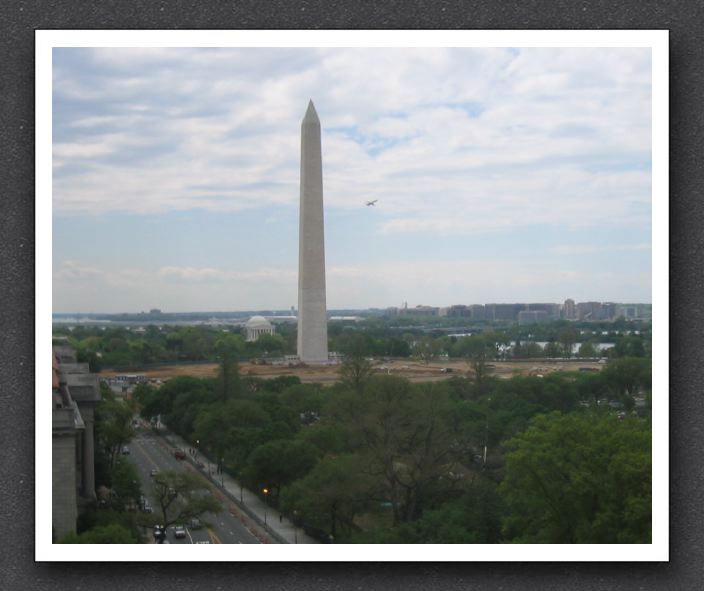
303,99,319,123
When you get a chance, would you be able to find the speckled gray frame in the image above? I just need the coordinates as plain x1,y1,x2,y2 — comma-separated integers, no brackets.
2,1,699,589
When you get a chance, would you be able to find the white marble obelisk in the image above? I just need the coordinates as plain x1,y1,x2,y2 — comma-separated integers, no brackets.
297,100,328,363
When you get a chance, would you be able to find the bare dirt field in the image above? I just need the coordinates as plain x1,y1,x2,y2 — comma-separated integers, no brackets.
100,358,602,384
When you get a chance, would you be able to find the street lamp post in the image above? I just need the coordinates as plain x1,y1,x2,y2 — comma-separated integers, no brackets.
262,487,269,527
483,397,491,469
293,510,299,544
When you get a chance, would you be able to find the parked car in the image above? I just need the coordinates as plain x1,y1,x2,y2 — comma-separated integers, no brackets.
174,449,187,460
121,446,130,455
173,525,187,539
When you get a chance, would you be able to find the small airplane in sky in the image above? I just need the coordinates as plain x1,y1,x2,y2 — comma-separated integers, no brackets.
365,199,378,206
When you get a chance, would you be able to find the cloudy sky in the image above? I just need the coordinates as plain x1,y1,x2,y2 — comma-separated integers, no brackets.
52,46,652,313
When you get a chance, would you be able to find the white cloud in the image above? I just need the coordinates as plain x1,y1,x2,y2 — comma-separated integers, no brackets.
51,46,653,311
552,243,651,256
53,47,651,233
53,260,104,281
157,266,296,283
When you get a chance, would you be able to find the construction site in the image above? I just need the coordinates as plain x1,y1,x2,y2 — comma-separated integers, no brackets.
100,358,603,386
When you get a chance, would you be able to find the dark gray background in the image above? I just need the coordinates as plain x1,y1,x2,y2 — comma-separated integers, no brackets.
1,1,701,589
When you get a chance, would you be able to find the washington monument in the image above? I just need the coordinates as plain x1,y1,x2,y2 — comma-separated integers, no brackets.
297,100,328,363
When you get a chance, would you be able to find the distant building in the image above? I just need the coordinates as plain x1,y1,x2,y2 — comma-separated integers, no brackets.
52,346,101,540
577,301,601,321
601,302,617,321
443,305,472,318
408,305,439,317
616,304,639,319
392,304,439,317
485,303,525,322
518,310,550,325
526,303,561,319
245,315,275,342
576,301,617,321
469,304,486,320
563,298,576,320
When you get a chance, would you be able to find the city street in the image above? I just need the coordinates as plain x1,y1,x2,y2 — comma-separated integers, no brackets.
126,428,262,544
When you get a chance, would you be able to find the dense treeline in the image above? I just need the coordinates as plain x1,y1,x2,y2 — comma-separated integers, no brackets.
53,318,650,372
52,324,293,371
133,353,652,544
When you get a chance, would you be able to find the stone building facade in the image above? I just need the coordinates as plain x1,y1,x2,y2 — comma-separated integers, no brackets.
52,346,101,540
245,315,275,342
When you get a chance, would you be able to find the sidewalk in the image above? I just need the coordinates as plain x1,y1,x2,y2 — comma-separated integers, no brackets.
158,428,318,544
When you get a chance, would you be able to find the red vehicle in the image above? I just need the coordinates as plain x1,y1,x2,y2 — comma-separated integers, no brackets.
174,449,187,460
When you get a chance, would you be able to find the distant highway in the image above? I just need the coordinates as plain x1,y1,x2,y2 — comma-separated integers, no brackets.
126,429,261,544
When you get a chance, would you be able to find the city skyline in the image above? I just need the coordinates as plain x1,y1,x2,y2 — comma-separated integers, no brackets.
53,46,652,313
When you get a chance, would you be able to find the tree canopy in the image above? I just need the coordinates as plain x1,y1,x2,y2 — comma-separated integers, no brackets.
500,412,651,543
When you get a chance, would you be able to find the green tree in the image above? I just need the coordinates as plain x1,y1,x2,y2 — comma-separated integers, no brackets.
612,335,647,358
558,330,577,358
455,335,496,395
281,454,375,539
109,460,142,511
295,423,349,456
602,357,651,405
215,334,244,402
244,439,320,502
578,341,598,358
352,477,504,544
543,340,561,358
500,412,651,543
59,523,139,544
339,334,376,393
152,471,222,529
252,332,287,355
340,376,463,524
95,386,135,469
575,371,609,406
413,336,442,364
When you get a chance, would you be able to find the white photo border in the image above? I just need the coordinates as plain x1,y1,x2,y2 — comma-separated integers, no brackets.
36,28,669,562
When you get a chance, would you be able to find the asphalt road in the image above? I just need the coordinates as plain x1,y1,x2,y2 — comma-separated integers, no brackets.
125,428,261,545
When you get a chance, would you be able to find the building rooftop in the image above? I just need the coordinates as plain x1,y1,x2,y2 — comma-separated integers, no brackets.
246,315,273,328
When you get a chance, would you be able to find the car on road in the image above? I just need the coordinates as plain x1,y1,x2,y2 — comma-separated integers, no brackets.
153,525,166,543
121,446,130,455
189,518,202,530
150,468,159,477
174,449,187,460
173,525,187,539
